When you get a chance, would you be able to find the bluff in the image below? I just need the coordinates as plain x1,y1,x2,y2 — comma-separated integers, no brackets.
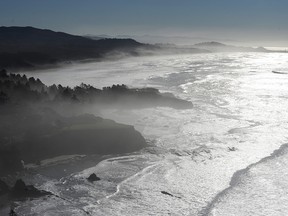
0,108,147,175
0,71,193,176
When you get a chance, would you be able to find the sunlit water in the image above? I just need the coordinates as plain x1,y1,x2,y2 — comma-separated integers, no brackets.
17,53,288,215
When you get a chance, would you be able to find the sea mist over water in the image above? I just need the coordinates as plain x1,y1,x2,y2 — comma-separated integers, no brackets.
16,52,288,215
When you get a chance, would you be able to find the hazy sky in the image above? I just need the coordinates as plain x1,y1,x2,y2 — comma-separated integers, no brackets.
0,0,288,46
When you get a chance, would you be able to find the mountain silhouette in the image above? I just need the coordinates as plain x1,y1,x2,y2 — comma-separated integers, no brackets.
0,26,145,69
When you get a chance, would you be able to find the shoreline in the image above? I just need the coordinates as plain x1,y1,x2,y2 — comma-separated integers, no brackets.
0,149,154,215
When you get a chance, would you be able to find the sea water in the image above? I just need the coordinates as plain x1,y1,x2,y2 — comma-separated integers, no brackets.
17,52,288,215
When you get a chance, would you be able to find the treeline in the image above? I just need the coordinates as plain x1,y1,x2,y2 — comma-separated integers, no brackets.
0,68,193,111
0,69,168,105
0,69,46,103
0,69,129,104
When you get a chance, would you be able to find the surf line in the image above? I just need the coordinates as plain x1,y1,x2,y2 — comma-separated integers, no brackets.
198,142,288,216
97,163,160,204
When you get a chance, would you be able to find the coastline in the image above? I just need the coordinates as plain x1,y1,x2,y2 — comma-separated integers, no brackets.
0,149,155,215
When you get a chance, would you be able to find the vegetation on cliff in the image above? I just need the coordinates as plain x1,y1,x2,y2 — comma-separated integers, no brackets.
0,69,193,176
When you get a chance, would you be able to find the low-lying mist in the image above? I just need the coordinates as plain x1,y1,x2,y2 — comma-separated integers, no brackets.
0,68,192,177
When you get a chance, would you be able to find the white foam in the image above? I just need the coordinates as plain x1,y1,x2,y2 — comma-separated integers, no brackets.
17,52,288,215
205,144,288,216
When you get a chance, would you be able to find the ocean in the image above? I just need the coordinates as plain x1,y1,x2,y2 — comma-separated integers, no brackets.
16,52,288,215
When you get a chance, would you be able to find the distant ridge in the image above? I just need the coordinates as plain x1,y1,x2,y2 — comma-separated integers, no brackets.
193,41,268,52
0,26,146,69
194,41,226,47
0,27,270,70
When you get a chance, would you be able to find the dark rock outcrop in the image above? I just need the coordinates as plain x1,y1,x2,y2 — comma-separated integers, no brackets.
0,179,52,198
228,147,236,151
161,191,174,197
11,179,52,198
161,191,181,199
9,209,17,216
0,179,51,215
13,179,26,191
87,173,101,182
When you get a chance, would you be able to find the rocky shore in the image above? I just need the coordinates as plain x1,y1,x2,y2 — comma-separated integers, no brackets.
0,67,193,214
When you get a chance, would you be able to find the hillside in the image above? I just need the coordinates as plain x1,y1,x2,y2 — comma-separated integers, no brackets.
0,26,146,69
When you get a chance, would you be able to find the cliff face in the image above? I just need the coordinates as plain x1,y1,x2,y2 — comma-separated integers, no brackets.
20,120,147,163
0,109,147,176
